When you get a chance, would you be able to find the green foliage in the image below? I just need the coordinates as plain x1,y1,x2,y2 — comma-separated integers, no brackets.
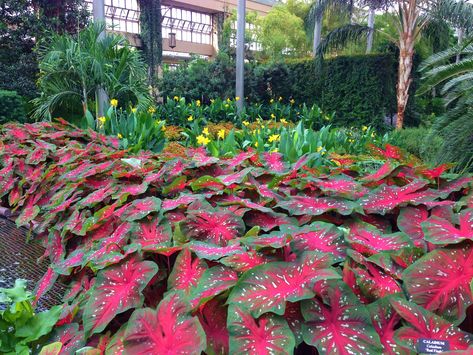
390,127,443,164
0,280,62,355
138,0,162,85
256,5,310,59
33,22,151,121
0,91,26,124
160,54,401,127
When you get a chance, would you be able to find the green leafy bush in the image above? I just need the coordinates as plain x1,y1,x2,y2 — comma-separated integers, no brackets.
390,127,443,164
0,90,26,124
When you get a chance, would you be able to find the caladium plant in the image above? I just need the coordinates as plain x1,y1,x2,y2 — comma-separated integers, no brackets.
0,121,472,354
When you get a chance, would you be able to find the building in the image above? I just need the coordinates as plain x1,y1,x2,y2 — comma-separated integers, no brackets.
85,0,275,64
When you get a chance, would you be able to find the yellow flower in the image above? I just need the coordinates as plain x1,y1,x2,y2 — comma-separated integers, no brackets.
278,96,283,101
271,148,278,153
268,134,280,143
210,99,215,103
290,99,295,105
242,121,250,127
270,99,274,104
371,132,376,138
131,107,137,113
324,115,331,121
203,127,210,136
173,96,179,101
110,99,118,107
217,129,225,139
316,146,323,152
332,160,341,166
349,139,354,143
117,133,123,139
362,125,368,131
225,104,230,108
270,113,276,119
280,118,287,124
98,116,106,124
187,115,193,122
148,106,156,114
162,125,166,132
235,96,241,101
227,98,231,102
196,100,201,107
197,134,210,146
254,141,259,148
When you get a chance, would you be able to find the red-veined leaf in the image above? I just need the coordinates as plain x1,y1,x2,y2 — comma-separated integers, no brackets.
422,209,473,244
168,249,207,294
277,195,357,216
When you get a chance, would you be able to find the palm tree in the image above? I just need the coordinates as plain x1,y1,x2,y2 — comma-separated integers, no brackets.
419,39,473,171
307,0,473,129
33,22,151,120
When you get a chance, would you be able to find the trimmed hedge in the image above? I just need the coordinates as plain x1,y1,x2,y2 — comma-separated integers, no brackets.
0,90,26,124
160,53,418,128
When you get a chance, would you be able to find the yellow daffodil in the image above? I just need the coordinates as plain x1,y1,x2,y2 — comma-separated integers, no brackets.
349,139,354,143
187,115,193,122
148,106,156,114
117,133,123,139
98,116,106,124
371,132,376,138
278,96,283,101
173,96,179,101
316,146,323,152
217,129,225,139
131,107,137,113
270,99,274,104
254,141,259,148
196,100,201,107
161,125,166,132
290,99,295,105
197,134,210,146
270,113,276,119
110,99,118,107
280,118,287,124
203,127,210,136
242,121,250,127
362,125,368,131
235,96,240,101
268,134,280,143
227,98,231,102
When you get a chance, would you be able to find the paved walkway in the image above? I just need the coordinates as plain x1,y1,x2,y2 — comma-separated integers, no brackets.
0,217,64,310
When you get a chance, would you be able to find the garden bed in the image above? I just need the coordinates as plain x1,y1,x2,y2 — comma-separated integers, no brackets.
1,120,473,354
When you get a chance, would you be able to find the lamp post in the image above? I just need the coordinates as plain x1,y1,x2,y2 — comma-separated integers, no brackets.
93,0,108,118
235,0,245,114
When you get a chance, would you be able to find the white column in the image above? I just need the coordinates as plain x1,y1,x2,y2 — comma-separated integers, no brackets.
93,0,108,118
236,0,245,114
366,7,375,54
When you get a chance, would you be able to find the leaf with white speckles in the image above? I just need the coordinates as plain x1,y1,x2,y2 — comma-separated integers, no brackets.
402,244,473,324
227,252,340,318
118,197,162,221
228,305,295,355
422,209,473,244
391,298,473,352
83,256,158,335
301,280,383,355
277,195,358,216
123,292,206,355
168,248,207,295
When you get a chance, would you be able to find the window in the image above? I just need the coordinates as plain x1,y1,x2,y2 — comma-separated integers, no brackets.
85,0,140,34
161,6,213,45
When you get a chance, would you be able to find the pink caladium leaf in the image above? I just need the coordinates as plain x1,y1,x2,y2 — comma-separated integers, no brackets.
346,222,413,256
301,280,383,354
397,206,428,246
391,298,473,352
168,249,207,294
241,230,291,250
224,150,255,167
33,267,58,307
283,222,346,262
15,203,40,227
219,167,254,186
131,217,172,251
162,175,187,195
181,208,245,246
189,265,238,308
187,241,244,261
118,197,162,221
83,256,158,335
220,250,267,272
314,176,365,198
198,298,229,354
284,301,304,345
361,161,399,183
123,292,206,355
161,194,200,211
368,296,408,355
437,176,472,199
228,305,295,355
277,195,358,216
261,152,288,173
227,252,340,318
77,185,117,208
244,210,293,232
422,209,473,244
54,249,85,275
46,323,85,355
402,244,473,324
190,175,224,192
360,180,431,215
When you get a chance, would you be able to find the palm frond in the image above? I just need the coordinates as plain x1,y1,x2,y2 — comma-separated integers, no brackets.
432,0,473,32
316,24,371,57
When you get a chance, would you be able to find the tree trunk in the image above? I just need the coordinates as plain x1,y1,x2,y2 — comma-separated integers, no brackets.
396,32,415,130
312,16,322,56
366,7,375,54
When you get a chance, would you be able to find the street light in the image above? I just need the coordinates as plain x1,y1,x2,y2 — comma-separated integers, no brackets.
168,32,176,48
